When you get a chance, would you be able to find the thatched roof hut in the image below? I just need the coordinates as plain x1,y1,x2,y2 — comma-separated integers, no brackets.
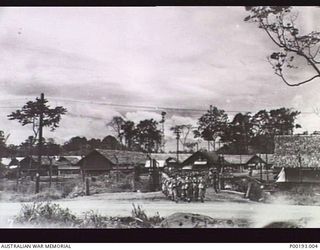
274,135,320,169
78,149,148,174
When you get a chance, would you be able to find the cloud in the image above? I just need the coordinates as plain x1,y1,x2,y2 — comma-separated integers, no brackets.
1,7,320,146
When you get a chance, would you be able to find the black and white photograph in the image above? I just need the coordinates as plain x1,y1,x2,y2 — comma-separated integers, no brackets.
1,6,320,231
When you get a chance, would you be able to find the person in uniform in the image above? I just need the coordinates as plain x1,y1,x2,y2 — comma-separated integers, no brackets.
175,176,183,201
213,170,219,193
185,176,193,202
171,178,178,202
161,178,167,196
208,169,214,187
248,167,253,177
192,177,199,201
198,177,206,203
181,176,188,201
167,178,173,200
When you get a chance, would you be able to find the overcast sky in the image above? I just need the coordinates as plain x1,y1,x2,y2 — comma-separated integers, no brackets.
1,7,320,150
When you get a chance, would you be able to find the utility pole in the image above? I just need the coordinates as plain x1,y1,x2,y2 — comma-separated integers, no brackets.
160,111,166,152
242,120,248,154
36,93,44,194
260,161,263,182
174,127,181,163
298,153,302,183
115,155,119,182
266,153,269,182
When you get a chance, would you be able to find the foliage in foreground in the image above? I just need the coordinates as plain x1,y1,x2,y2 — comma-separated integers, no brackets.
15,202,80,227
14,202,164,228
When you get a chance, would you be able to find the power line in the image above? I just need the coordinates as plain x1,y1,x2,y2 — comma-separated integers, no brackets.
48,97,318,115
0,96,317,115
0,106,21,109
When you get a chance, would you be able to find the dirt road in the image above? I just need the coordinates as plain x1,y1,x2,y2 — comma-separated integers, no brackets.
1,191,320,228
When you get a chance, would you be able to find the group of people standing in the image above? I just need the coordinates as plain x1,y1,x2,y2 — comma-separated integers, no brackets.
161,173,207,203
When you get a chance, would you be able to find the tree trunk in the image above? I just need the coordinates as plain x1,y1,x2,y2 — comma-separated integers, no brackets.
85,177,90,196
49,164,52,188
35,173,40,194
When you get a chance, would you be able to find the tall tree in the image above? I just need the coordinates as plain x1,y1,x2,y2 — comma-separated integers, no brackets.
194,105,229,149
121,120,137,150
136,119,162,153
170,124,193,151
19,136,37,156
184,141,198,152
63,136,88,154
222,113,254,154
43,138,61,156
8,97,67,145
269,108,301,135
251,108,301,153
0,131,6,158
101,135,121,150
107,116,125,145
7,144,18,157
244,6,320,86
87,138,102,149
8,95,67,193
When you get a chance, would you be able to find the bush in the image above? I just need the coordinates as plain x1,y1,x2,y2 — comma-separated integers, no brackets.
58,179,82,198
15,202,80,226
131,203,148,221
131,203,164,227
81,210,109,228
13,202,163,228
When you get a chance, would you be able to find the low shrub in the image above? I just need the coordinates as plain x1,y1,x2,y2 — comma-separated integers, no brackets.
80,210,109,228
15,202,80,227
131,203,164,227
13,189,63,202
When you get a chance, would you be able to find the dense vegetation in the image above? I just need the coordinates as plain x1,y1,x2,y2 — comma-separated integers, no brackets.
0,105,303,157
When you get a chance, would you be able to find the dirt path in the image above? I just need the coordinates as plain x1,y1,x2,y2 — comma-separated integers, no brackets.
1,191,320,228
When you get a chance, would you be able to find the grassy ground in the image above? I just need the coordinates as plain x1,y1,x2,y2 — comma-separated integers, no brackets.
0,178,80,202
265,191,320,206
0,173,150,202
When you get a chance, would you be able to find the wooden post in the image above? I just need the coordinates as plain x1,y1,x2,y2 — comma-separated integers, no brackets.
149,157,154,192
35,172,40,194
82,158,86,182
81,170,85,182
152,159,160,191
175,128,180,163
132,170,135,191
245,182,252,198
114,156,119,183
85,177,90,196
260,162,263,181
298,154,302,183
16,164,20,191
218,156,225,190
47,156,53,188
266,154,269,182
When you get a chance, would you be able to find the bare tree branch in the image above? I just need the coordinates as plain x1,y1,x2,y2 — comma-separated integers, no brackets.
245,6,320,86
276,71,320,86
